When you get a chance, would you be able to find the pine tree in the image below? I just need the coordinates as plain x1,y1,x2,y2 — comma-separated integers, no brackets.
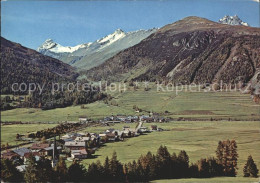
171,152,180,178
136,159,148,182
54,157,68,182
197,158,210,177
229,140,238,176
189,163,199,178
177,150,190,177
1,159,24,182
140,151,157,180
87,160,104,181
243,155,259,177
103,156,110,180
36,157,54,182
216,139,238,176
197,157,222,178
156,145,172,178
24,154,38,183
216,141,224,165
67,161,87,182
126,160,138,182
109,151,124,181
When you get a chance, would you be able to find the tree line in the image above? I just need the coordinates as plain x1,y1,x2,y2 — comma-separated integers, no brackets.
1,140,258,182
26,123,84,139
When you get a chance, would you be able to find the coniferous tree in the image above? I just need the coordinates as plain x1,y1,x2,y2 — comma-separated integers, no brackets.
189,163,199,178
36,157,54,182
197,157,223,178
109,151,124,181
67,161,87,182
1,159,24,182
126,160,138,182
24,154,38,183
243,155,259,178
141,151,157,180
54,157,68,182
87,160,104,182
103,156,110,180
207,157,223,177
216,139,238,176
177,150,190,177
197,158,210,177
171,152,180,178
156,145,172,178
229,140,238,176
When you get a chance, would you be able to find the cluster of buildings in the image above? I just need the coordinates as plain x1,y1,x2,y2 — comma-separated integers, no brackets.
99,113,169,124
1,138,61,172
2,115,165,172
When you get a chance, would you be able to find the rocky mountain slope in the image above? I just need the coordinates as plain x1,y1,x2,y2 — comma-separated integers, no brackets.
86,16,260,85
37,28,157,70
219,15,249,26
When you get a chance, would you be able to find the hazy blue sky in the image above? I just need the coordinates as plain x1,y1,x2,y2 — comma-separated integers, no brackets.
1,0,259,49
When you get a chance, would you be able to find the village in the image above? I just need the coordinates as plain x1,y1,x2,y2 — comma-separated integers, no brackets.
1,113,168,172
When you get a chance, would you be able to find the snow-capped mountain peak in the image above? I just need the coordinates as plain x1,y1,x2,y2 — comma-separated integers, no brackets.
37,39,90,54
39,39,57,50
98,28,126,44
218,15,249,26
37,28,157,69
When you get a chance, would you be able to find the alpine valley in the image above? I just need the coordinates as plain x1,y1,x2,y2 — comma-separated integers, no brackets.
1,11,260,183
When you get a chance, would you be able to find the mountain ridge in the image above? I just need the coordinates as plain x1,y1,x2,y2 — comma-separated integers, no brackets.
37,28,158,70
85,16,260,85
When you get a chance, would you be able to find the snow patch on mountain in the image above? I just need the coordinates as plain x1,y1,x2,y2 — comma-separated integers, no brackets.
98,29,126,45
219,15,249,26
37,39,91,53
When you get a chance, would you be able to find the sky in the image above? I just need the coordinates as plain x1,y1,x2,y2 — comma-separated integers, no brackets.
1,0,259,49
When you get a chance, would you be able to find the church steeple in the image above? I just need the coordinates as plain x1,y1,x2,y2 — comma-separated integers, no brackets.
52,136,58,167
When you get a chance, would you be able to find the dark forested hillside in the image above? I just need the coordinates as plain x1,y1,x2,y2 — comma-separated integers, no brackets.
0,37,106,110
0,37,78,94
86,17,260,85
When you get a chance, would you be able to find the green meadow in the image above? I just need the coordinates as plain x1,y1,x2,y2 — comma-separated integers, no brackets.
1,124,57,146
73,121,260,179
1,84,259,122
1,84,260,182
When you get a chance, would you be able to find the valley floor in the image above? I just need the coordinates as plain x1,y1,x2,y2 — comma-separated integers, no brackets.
1,85,259,182
1,84,260,122
65,121,260,178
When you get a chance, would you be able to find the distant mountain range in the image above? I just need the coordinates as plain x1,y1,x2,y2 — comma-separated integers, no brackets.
86,16,260,86
37,28,157,70
38,15,250,72
3,15,258,89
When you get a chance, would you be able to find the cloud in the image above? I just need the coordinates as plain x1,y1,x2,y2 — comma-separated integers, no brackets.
252,0,259,2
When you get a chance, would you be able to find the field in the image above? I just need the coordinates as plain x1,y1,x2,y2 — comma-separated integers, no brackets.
1,83,259,122
1,124,57,146
72,121,260,179
1,84,260,182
